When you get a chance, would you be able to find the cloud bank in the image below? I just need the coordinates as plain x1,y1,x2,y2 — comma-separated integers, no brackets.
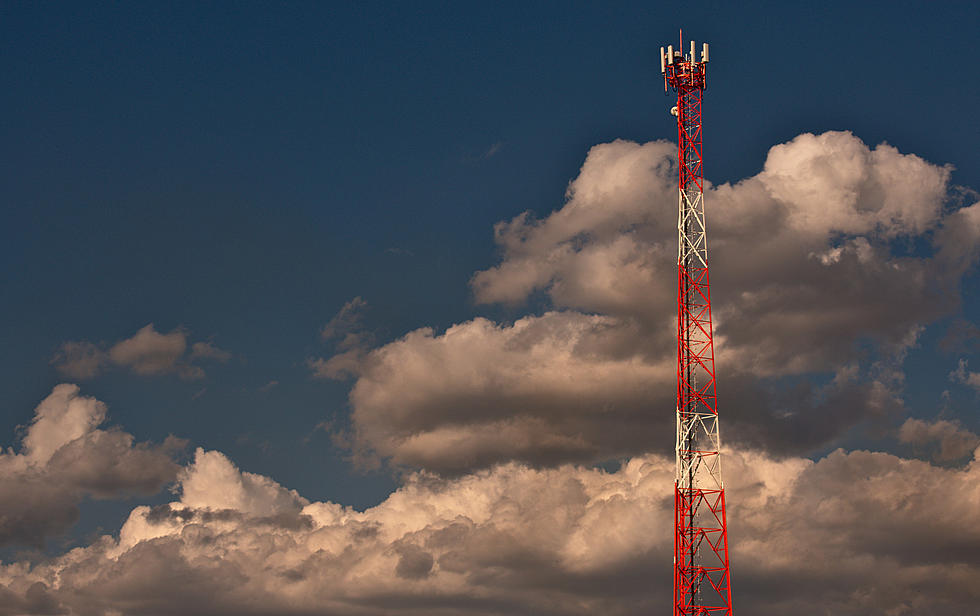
2,443,979,615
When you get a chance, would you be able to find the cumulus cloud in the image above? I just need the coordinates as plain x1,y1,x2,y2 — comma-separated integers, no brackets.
1,445,978,615
473,132,963,374
329,132,978,472
52,324,231,380
340,312,671,473
0,384,184,548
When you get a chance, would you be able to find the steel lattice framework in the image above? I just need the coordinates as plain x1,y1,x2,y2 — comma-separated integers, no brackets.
660,35,733,616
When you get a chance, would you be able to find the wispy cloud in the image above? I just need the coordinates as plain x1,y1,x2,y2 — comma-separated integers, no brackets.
310,297,374,381
482,141,503,159
949,358,980,390
461,141,505,163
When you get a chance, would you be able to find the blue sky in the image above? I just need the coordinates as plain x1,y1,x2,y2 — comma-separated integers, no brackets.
2,2,980,614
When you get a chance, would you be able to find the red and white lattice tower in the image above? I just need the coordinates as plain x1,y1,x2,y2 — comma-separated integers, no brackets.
660,34,733,616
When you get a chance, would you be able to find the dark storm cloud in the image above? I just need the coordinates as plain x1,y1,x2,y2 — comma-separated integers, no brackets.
0,385,184,548
321,132,978,473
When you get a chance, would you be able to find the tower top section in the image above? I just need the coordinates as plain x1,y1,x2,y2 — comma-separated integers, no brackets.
660,34,708,92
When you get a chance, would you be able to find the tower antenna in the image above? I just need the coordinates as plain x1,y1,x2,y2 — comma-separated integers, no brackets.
659,37,734,616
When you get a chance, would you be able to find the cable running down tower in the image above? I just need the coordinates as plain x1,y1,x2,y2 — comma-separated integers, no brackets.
660,34,733,616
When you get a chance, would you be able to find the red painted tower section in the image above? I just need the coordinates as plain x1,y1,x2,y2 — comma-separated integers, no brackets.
660,35,733,616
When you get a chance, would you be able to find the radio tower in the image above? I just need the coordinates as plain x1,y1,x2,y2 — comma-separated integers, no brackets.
660,33,733,616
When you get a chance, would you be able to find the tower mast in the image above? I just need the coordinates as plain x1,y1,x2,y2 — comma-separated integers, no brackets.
660,35,733,616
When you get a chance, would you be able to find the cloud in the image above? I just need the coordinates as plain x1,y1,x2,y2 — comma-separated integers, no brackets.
177,448,307,516
15,131,979,614
51,324,231,380
482,141,503,159
899,417,980,462
461,141,505,163
49,341,106,380
309,351,365,380
328,311,913,474
949,358,980,390
189,341,233,362
258,380,279,392
0,384,185,548
311,297,374,381
1,445,979,615
321,297,369,344
109,325,188,376
472,132,964,375
330,132,977,473
340,311,672,473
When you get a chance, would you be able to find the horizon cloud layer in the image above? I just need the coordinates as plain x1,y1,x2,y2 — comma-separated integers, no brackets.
2,432,979,616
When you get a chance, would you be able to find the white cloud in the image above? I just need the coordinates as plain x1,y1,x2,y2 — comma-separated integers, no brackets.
326,309,910,473
258,380,279,392
328,132,977,472
178,448,307,517
472,132,965,377
343,312,672,473
14,131,979,615
20,383,108,466
311,297,374,380
1,445,978,615
49,340,106,380
758,133,949,237
0,385,184,548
